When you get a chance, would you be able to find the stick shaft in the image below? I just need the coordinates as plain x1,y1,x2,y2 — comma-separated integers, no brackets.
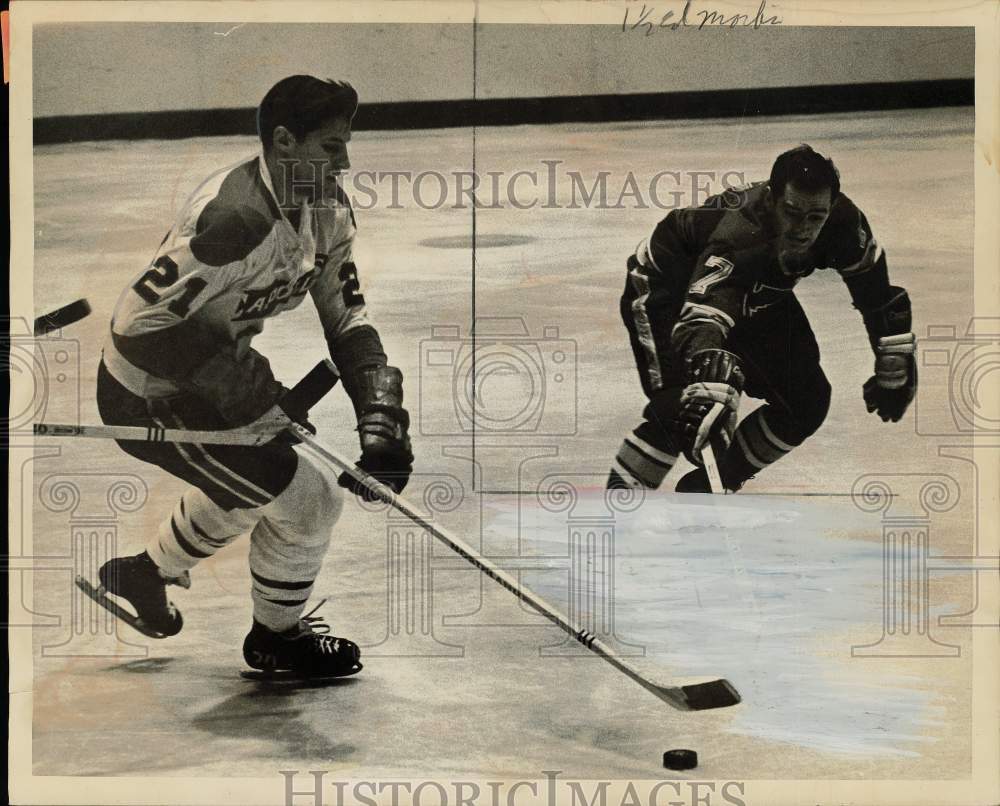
32,421,276,445
279,359,340,416
292,427,688,708
33,358,734,709
703,442,725,494
34,360,340,446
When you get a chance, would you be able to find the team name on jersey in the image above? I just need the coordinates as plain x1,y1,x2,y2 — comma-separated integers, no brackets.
233,254,328,321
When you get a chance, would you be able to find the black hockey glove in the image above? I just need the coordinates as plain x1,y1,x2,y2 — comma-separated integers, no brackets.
863,333,917,422
338,366,414,502
673,349,744,466
859,288,917,423
184,347,286,426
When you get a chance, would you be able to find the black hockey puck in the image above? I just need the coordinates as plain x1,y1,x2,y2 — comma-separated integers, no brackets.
34,298,92,336
663,749,698,770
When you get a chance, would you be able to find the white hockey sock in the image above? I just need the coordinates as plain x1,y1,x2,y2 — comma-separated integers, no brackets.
147,488,258,579
248,450,343,632
250,516,318,632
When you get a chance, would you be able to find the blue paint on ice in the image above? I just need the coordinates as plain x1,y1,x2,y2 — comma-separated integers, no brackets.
487,493,954,757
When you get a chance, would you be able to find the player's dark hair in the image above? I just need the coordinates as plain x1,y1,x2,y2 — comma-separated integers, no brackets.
257,75,359,150
769,145,840,200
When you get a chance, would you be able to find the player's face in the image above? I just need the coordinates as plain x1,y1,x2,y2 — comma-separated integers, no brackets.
771,183,832,254
286,117,353,202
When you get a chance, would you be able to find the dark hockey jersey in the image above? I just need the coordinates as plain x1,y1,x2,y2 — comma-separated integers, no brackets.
627,182,895,391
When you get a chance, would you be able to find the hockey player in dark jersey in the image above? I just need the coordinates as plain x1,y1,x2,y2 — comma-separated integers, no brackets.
92,76,413,678
608,145,917,494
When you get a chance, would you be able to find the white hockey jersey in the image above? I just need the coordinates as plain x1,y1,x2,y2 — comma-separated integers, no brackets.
103,153,370,398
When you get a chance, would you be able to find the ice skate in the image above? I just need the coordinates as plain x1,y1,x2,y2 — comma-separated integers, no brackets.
675,468,713,493
606,467,633,490
675,467,753,494
75,551,188,639
241,600,363,683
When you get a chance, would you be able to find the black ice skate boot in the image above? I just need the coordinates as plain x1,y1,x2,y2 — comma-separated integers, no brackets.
675,466,754,494
75,551,188,638
674,468,713,493
242,602,363,682
606,467,633,490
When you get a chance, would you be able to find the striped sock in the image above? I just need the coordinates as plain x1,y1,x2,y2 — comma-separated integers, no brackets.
610,425,677,489
148,489,256,578
724,406,799,487
250,569,315,632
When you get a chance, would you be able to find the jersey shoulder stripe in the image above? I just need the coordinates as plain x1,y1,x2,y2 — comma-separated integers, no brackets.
191,206,276,267
823,193,863,235
187,159,280,267
814,193,877,274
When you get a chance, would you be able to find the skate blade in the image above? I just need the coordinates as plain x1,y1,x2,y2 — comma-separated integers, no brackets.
240,664,363,684
74,575,172,640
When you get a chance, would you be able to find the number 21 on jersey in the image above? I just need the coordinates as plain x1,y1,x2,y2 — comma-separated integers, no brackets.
132,255,207,318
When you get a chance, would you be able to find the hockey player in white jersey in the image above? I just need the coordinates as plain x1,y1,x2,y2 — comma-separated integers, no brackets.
94,76,412,679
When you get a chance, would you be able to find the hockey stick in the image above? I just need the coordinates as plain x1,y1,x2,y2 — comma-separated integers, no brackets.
702,442,726,494
34,360,341,446
40,359,740,709
294,429,741,712
34,298,92,336
33,421,284,445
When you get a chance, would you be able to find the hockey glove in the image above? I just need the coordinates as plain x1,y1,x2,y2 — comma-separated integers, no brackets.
863,333,917,422
674,349,744,466
184,347,286,426
338,366,414,502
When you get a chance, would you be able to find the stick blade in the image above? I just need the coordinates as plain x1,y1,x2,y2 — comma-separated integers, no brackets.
651,677,741,710
34,298,92,336
677,678,742,710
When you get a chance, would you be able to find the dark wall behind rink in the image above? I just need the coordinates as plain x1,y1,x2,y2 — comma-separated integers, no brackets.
32,23,974,141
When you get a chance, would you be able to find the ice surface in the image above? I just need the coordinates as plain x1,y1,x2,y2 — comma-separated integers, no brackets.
27,108,976,778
